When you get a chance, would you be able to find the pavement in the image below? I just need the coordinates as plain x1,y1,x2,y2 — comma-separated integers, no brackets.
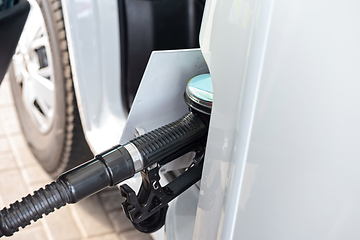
0,76,152,240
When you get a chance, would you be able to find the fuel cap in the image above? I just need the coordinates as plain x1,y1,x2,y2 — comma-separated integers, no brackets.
184,73,212,115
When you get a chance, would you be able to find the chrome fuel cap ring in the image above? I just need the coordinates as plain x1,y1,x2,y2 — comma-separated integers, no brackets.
185,73,213,115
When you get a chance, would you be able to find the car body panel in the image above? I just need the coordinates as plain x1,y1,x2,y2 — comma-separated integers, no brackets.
61,0,127,154
165,185,199,240
196,0,360,239
194,0,264,238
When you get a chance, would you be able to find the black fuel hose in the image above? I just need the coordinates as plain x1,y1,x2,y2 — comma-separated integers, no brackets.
0,112,207,237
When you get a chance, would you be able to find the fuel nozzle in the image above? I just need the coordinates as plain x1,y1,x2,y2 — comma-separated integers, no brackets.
0,73,212,237
0,112,207,237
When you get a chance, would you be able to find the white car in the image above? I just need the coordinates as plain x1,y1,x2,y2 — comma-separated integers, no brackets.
9,0,205,176
5,0,360,239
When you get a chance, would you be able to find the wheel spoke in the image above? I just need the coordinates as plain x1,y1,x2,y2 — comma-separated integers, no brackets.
31,75,55,110
12,55,26,83
35,96,53,119
22,75,54,131
30,35,48,51
23,1,43,49
37,66,52,79
22,78,36,118
31,101,50,131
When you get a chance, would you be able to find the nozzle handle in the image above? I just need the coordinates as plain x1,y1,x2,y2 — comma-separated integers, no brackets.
130,111,208,170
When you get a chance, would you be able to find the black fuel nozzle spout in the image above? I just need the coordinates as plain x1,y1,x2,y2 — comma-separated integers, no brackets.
0,111,207,237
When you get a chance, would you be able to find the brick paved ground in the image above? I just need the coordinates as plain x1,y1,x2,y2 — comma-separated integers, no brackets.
0,76,152,240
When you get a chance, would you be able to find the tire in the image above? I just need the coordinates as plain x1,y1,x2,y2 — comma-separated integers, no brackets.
9,0,93,178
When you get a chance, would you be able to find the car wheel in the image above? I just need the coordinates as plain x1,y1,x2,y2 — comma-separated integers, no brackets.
8,0,93,177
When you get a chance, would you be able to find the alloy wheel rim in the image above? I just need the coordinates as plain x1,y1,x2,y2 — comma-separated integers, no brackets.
12,0,56,134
